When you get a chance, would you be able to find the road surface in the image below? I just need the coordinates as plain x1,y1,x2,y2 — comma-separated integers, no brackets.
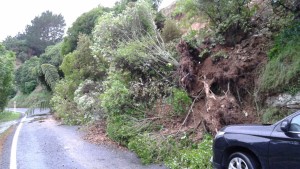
1,109,167,169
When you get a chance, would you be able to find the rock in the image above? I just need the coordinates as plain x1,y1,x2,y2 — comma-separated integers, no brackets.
266,92,300,109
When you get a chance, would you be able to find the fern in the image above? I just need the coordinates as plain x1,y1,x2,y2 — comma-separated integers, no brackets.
41,64,59,90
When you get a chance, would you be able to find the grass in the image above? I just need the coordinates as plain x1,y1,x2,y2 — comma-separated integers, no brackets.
260,22,300,94
7,87,52,108
0,111,21,123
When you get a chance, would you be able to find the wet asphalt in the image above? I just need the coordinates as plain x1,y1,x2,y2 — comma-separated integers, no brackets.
0,109,168,169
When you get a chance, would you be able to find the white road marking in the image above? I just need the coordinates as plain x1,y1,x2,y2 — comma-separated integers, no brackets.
10,115,27,169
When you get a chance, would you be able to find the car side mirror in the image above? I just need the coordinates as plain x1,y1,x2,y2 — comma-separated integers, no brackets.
280,120,289,132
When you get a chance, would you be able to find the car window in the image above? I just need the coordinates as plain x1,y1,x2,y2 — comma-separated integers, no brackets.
290,115,300,132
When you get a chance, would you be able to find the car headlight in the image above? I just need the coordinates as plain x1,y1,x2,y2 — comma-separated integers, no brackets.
215,131,225,138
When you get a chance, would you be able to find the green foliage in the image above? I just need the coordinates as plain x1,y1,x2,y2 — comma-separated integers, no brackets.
100,71,131,115
61,34,108,81
268,21,300,59
130,79,170,106
60,52,77,78
197,0,253,45
51,79,86,125
271,0,300,17
113,0,161,14
173,0,199,20
161,19,181,43
40,42,63,67
61,7,108,55
0,45,15,111
211,50,228,63
260,22,300,94
15,57,40,94
93,1,157,58
41,64,60,90
166,135,213,169
106,114,139,146
74,80,104,120
262,107,292,124
167,88,192,115
0,111,21,123
2,35,31,62
128,133,180,164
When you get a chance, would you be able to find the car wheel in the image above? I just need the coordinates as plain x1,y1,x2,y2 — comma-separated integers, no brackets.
227,152,259,169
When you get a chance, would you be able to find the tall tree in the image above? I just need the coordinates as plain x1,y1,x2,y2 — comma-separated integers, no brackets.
0,45,15,111
25,11,65,56
61,7,108,55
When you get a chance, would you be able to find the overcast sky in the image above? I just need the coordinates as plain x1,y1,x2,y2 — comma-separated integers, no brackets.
0,0,175,41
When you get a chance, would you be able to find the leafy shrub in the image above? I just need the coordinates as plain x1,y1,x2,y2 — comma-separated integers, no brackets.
99,71,131,115
173,0,199,20
130,79,171,107
106,115,139,146
40,42,63,67
211,50,228,63
166,135,213,169
61,7,108,55
74,80,104,121
15,56,40,94
161,19,181,43
128,133,182,164
197,0,254,45
51,79,85,125
0,45,15,111
167,88,192,115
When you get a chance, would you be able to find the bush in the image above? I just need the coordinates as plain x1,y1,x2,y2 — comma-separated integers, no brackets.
15,56,40,94
161,19,181,43
128,133,182,165
51,79,86,125
100,71,131,115
197,0,253,45
166,135,213,169
0,45,15,111
40,42,63,68
167,88,192,116
106,115,139,146
74,80,104,121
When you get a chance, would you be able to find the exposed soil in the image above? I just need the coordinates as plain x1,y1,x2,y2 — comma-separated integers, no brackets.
177,34,270,134
85,35,271,142
83,121,126,150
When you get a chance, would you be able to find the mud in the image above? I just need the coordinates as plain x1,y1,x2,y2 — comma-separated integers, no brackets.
177,35,269,134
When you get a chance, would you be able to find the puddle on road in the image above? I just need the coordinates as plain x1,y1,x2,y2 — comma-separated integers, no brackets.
29,116,48,123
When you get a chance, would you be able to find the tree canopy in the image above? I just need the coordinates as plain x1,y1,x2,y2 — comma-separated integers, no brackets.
61,7,108,55
25,11,65,56
0,44,15,111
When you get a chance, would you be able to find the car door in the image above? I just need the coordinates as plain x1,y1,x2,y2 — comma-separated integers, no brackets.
269,114,300,169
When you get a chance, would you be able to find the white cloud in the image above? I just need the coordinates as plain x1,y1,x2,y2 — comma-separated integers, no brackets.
0,0,119,41
0,0,176,41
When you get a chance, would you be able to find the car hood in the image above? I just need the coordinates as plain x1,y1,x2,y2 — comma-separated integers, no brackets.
221,124,275,136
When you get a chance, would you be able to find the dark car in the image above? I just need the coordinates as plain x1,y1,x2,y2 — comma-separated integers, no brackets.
212,110,300,169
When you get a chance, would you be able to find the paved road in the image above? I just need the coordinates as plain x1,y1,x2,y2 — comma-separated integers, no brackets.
1,109,167,169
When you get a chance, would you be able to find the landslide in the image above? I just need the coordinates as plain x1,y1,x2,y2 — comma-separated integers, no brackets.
177,35,269,134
